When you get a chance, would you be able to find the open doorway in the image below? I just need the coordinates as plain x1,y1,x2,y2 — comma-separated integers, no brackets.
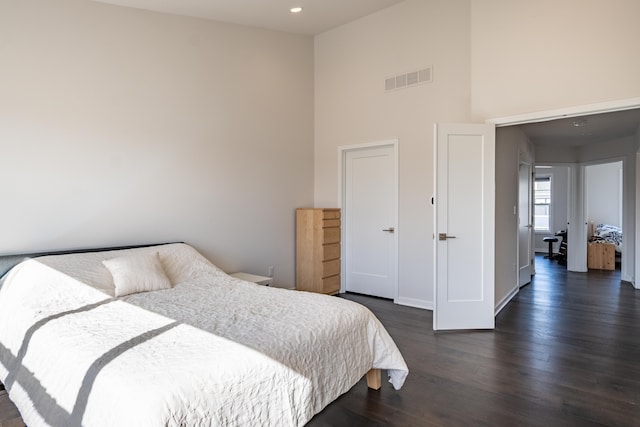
532,164,570,266
492,100,640,317
516,108,640,282
532,161,624,273
585,161,623,271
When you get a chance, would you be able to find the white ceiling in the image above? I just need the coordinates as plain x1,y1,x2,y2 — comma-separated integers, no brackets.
93,0,405,35
519,108,640,146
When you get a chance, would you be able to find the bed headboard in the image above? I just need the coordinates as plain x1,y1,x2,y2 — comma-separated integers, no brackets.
0,242,182,279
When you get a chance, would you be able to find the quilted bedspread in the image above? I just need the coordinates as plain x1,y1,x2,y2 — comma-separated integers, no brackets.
0,243,407,426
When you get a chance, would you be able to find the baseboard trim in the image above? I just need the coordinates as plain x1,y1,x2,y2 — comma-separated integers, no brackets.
495,286,519,316
621,277,637,289
395,297,432,311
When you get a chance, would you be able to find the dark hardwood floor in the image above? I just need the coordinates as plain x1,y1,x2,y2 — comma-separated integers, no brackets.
2,256,638,426
308,256,640,426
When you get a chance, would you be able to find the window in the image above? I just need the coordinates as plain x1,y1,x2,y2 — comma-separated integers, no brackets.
534,177,551,231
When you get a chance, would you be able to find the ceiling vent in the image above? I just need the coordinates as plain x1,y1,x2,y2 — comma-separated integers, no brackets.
385,66,432,92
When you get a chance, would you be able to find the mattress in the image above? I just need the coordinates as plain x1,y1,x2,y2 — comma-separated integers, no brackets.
0,243,407,426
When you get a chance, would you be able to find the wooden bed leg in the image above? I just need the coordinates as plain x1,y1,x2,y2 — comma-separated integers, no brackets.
366,369,381,390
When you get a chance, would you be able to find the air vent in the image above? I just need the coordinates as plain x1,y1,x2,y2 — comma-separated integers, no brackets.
385,66,433,92
385,77,396,91
406,71,419,86
418,67,431,83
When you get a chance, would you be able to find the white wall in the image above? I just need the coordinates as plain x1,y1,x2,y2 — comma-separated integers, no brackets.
536,137,637,164
315,0,640,307
475,0,640,280
495,127,533,309
534,146,578,164
471,0,640,120
6,0,640,299
314,0,471,308
0,0,314,288
586,162,623,228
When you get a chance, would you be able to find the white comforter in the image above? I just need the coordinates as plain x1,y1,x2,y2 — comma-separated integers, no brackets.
0,243,407,426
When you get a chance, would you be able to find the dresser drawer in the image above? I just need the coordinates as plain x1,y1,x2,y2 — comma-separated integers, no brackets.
323,243,340,261
323,219,341,228
322,259,340,278
323,227,340,244
322,275,340,294
322,210,341,220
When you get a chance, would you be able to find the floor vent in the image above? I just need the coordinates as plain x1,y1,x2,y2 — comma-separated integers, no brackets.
385,66,432,92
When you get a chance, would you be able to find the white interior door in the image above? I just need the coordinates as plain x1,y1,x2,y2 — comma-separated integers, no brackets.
518,162,533,286
343,143,398,299
434,123,495,330
567,164,588,272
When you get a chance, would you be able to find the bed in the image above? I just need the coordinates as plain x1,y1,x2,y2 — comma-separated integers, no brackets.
0,243,408,426
588,223,622,253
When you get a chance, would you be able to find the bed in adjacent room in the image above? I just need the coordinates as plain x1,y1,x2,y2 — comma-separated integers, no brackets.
587,223,622,270
0,243,408,426
588,223,622,252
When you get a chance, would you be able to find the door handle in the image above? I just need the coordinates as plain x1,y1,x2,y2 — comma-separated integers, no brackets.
382,227,395,233
438,233,457,240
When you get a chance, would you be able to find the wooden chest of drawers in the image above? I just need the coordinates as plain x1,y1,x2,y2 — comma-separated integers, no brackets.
296,208,341,294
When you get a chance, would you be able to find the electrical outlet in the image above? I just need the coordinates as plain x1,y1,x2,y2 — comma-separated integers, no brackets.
268,266,274,277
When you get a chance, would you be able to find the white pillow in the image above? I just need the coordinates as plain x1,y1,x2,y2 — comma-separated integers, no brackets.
102,251,171,297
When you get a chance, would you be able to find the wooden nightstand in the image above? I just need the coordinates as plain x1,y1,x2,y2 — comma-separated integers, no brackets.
229,272,273,286
587,242,615,270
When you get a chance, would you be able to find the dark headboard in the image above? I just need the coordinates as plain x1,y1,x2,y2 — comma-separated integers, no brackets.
0,242,182,279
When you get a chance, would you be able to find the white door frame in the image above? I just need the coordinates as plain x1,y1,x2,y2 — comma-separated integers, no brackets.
338,140,399,299
568,163,588,272
584,157,626,273
532,162,578,268
488,97,640,281
487,97,640,127
517,160,533,287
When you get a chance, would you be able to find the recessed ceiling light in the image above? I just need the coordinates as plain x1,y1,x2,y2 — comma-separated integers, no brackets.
290,7,303,13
